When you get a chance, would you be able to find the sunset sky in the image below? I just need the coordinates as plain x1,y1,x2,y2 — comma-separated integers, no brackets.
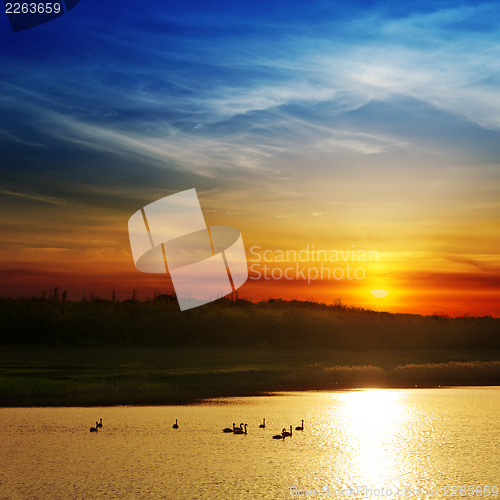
1,0,499,316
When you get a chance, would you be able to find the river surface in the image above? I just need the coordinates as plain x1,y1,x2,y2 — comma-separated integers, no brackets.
1,388,499,499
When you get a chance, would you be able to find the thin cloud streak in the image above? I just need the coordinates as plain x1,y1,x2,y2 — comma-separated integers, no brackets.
0,189,63,206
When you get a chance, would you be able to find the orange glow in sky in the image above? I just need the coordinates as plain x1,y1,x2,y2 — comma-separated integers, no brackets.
2,2,500,318
1,204,498,318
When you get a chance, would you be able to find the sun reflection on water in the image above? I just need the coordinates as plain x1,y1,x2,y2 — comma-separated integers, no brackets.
335,389,413,485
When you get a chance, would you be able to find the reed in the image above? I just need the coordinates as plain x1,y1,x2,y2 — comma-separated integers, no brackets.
1,358,498,406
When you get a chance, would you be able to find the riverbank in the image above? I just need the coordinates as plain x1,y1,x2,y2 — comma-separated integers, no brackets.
1,346,499,406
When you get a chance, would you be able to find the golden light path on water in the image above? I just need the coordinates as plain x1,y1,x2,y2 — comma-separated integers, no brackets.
308,390,398,489
311,388,444,496
338,390,405,484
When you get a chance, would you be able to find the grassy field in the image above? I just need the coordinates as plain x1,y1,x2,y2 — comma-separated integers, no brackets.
1,345,499,406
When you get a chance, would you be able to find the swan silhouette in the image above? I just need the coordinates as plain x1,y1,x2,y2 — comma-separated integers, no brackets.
97,418,103,428
172,419,179,429
295,420,304,431
272,428,286,439
234,423,247,435
90,421,98,433
222,423,235,433
283,425,293,437
259,418,266,428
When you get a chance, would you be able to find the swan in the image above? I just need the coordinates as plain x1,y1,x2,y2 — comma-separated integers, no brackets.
259,418,266,428
222,423,235,433
97,418,103,428
234,423,247,435
295,420,304,431
90,422,98,433
272,428,286,439
283,425,293,437
172,419,179,429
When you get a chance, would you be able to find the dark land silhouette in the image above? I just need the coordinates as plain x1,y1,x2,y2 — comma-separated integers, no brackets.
0,294,499,406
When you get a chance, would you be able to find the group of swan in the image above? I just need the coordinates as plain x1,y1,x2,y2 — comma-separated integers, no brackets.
90,417,304,437
89,418,103,432
222,419,304,439
273,421,303,439
272,419,304,439
222,422,247,434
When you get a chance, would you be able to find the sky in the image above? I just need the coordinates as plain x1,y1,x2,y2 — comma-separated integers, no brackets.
0,0,499,316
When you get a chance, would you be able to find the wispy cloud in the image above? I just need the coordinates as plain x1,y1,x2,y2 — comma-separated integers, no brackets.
0,189,63,205
0,3,499,219
446,255,500,272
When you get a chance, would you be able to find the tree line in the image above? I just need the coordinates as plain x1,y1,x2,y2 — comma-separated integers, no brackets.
0,294,498,350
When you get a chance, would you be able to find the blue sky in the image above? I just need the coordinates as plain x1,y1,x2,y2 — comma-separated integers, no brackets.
1,1,500,200
1,0,499,312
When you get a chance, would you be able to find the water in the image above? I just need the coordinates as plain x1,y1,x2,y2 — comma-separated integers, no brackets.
1,388,499,499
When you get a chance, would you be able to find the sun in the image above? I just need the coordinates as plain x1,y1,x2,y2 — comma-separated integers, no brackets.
370,289,389,299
